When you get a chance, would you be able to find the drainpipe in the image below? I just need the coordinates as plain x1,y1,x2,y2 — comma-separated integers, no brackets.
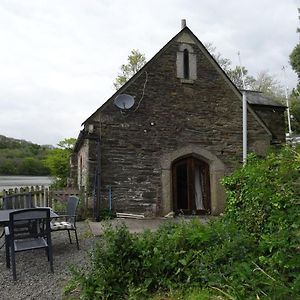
108,186,112,211
95,136,101,221
242,91,247,165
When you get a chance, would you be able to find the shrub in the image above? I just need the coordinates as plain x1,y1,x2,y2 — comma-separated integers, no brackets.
222,146,300,297
222,147,300,239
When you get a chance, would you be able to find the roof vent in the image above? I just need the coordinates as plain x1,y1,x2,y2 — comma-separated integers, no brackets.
181,19,186,29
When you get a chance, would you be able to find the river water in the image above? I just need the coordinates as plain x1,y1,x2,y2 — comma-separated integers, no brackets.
0,176,54,192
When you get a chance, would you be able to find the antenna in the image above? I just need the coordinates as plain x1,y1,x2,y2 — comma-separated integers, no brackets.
237,51,246,89
114,94,135,110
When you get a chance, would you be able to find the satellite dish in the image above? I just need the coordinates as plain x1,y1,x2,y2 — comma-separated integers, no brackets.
114,94,135,110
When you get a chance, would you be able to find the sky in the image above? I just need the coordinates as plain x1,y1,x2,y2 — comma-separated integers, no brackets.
0,0,299,146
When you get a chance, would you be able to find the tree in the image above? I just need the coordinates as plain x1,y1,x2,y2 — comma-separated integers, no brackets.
227,66,256,89
289,89,300,133
19,157,49,176
206,42,258,90
0,160,17,175
205,42,232,72
290,43,300,80
249,70,285,101
56,138,76,151
113,49,146,90
288,10,300,133
44,138,76,188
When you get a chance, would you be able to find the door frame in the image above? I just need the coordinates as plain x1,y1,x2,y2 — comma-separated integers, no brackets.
160,145,226,216
172,155,211,215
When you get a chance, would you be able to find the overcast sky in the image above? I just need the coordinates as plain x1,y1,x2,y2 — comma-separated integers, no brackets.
0,0,299,146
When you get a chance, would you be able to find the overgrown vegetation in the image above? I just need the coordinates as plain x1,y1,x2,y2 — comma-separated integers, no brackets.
0,134,51,175
65,146,300,299
44,138,76,188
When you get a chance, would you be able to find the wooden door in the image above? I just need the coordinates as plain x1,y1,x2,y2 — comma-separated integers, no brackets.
172,156,210,215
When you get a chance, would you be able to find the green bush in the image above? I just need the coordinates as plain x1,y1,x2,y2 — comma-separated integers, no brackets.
222,147,300,238
65,146,300,299
222,146,300,288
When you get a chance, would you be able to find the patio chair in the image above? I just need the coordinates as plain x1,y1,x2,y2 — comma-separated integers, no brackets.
5,208,54,280
3,192,34,209
50,196,80,250
0,192,34,245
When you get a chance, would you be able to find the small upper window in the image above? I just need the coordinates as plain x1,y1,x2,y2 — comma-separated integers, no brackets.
176,43,197,82
183,49,190,79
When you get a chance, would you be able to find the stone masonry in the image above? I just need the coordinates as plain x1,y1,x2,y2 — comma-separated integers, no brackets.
73,26,284,217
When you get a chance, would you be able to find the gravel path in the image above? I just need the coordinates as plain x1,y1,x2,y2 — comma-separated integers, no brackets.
0,221,99,300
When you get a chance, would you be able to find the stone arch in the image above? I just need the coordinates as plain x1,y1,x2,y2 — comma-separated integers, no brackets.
178,43,194,53
160,145,226,216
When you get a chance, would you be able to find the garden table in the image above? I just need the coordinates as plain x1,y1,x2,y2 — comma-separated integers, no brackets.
0,208,58,226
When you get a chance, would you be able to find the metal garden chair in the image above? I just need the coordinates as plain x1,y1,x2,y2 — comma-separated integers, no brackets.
50,196,80,250
3,192,34,209
5,208,54,280
0,192,34,248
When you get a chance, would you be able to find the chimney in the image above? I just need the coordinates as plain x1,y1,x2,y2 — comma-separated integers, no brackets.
181,19,186,29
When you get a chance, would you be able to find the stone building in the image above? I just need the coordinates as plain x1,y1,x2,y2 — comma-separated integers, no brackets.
72,23,286,218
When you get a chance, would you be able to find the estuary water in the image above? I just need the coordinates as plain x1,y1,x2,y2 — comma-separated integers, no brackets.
0,176,53,192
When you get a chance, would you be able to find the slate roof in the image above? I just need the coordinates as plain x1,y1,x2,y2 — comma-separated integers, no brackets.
242,90,286,108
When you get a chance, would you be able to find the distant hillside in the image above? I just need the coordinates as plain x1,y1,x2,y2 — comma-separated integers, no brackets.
0,135,51,176
0,135,53,149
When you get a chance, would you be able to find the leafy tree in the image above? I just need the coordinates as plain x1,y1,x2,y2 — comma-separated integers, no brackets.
206,42,282,94
44,138,76,188
289,89,300,133
290,43,300,80
19,157,49,176
0,160,17,175
289,13,300,133
205,42,232,72
56,138,76,151
113,49,146,90
250,70,285,101
227,66,256,89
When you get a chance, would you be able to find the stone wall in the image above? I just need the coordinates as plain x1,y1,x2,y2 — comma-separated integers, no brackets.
84,36,271,216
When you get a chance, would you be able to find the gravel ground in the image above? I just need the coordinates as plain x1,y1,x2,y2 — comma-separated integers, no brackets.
0,221,99,300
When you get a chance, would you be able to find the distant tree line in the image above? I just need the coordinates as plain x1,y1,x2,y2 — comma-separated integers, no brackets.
0,135,51,176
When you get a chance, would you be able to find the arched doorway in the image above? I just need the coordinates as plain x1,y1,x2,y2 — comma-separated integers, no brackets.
172,156,211,215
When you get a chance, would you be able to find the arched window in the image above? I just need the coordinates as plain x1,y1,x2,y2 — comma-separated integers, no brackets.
176,44,197,81
183,49,189,79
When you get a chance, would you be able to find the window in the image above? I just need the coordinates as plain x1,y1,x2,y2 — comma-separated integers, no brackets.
176,44,197,82
183,49,190,79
